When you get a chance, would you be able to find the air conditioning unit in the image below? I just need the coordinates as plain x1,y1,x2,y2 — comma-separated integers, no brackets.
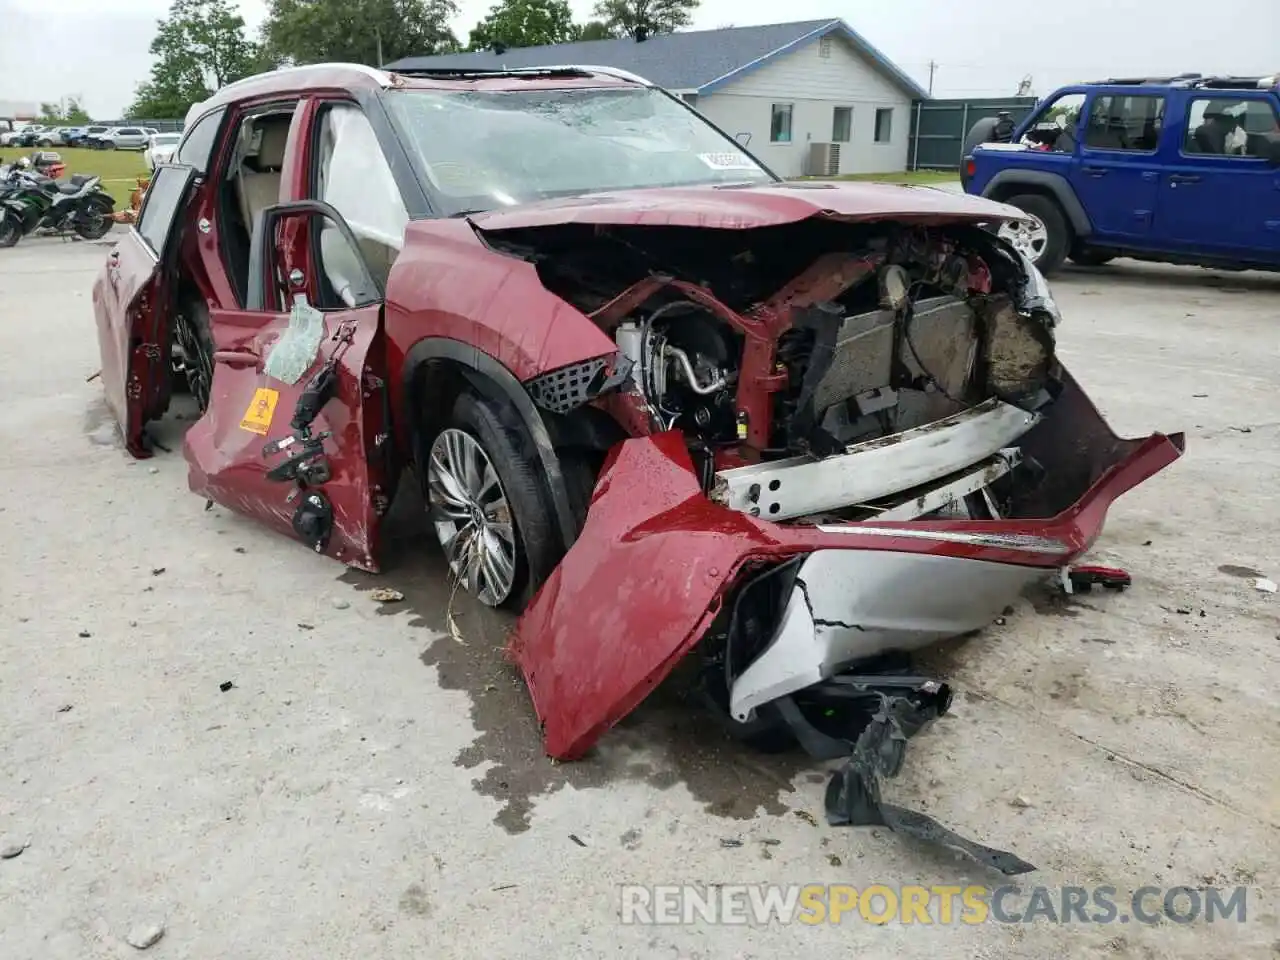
807,141,841,176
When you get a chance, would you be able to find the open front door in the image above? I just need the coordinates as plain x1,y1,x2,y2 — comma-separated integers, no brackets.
93,163,196,456
182,200,394,571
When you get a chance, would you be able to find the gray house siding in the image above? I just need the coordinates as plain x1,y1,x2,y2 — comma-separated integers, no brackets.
697,35,912,177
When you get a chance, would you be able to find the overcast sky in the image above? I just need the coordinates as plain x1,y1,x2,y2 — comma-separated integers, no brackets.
1,0,1276,118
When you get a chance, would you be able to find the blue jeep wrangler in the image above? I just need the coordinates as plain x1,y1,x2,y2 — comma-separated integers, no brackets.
962,73,1280,275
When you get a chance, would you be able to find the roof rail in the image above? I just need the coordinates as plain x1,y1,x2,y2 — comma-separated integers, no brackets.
388,63,653,86
1088,72,1280,91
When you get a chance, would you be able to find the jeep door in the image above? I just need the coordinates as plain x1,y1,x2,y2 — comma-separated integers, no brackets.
1154,94,1280,262
1070,91,1166,241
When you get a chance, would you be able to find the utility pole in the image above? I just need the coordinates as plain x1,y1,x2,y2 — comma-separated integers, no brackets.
375,26,384,67
927,60,937,96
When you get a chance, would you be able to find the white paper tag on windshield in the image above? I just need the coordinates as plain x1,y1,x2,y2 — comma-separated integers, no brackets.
697,151,758,171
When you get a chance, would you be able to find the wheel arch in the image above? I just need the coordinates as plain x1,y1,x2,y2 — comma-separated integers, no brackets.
401,336,580,552
982,169,1091,238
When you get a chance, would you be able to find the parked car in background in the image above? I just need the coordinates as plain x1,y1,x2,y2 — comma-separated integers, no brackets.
102,126,159,150
2,124,47,147
53,127,85,146
962,72,1280,275
76,125,114,148
144,131,182,170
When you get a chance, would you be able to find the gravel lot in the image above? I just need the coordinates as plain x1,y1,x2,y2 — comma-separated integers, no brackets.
1,233,1277,959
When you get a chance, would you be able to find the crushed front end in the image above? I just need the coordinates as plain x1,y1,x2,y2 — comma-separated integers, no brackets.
497,209,1183,870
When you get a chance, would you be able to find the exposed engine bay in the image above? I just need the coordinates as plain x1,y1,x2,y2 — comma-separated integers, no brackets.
505,217,1060,527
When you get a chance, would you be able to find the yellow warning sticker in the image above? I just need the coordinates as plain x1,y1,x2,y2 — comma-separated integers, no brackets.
239,387,280,435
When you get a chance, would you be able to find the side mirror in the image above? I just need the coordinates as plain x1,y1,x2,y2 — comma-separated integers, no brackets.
735,132,752,148
246,199,381,312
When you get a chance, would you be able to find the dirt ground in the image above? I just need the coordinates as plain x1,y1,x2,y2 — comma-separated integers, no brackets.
1,233,1277,959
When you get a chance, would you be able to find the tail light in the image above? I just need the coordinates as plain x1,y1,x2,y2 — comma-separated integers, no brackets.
965,158,977,178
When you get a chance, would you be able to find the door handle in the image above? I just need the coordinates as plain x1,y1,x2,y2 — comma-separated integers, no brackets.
1169,174,1201,184
212,350,259,368
1081,166,1108,177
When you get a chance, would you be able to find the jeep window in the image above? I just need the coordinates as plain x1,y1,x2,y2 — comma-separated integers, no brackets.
1183,97,1280,157
1083,95,1164,152
1022,92,1085,152
384,86,775,215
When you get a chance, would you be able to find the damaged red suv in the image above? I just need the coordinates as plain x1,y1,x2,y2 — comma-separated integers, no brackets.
93,64,1182,859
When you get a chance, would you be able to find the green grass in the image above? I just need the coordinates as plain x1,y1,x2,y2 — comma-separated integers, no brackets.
0,146,149,207
795,169,959,185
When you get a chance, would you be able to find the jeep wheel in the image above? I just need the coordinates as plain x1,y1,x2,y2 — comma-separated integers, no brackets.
427,392,561,611
996,194,1069,275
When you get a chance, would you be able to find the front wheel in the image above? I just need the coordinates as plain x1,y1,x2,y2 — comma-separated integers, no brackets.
0,213,20,248
995,193,1070,275
426,392,563,611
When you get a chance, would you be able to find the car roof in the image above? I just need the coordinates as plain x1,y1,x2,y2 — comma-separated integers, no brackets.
185,61,651,126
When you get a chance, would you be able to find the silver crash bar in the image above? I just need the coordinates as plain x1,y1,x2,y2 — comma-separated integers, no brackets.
710,398,1040,521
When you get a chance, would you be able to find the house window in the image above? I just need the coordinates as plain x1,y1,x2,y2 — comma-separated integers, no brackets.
818,36,832,58
770,103,793,143
832,107,852,143
874,108,893,143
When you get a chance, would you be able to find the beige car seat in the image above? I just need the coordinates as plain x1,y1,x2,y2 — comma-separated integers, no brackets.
236,119,290,233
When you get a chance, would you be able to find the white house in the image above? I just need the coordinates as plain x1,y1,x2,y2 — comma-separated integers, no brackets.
387,20,929,178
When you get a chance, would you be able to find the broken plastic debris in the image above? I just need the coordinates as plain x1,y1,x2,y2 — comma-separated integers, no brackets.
263,296,325,385
371,588,405,603
219,681,234,692
1254,578,1277,594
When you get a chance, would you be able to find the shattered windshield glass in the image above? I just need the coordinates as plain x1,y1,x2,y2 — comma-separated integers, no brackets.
383,86,775,215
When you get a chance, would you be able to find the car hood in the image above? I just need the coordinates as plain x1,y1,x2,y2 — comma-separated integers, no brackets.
467,180,1025,232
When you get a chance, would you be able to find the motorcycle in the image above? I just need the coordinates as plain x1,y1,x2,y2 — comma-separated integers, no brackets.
0,162,116,247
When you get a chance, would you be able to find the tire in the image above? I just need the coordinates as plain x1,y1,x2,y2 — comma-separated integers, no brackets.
1070,249,1115,267
997,193,1070,276
74,196,114,240
427,391,562,612
37,138,52,147
0,214,19,248
172,298,214,412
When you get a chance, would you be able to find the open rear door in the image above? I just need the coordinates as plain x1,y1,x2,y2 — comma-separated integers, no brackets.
92,163,196,456
182,200,394,571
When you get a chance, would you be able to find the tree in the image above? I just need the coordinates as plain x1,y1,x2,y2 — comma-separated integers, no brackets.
590,0,698,37
127,0,261,119
468,0,578,50
38,98,92,124
576,20,616,40
263,0,459,67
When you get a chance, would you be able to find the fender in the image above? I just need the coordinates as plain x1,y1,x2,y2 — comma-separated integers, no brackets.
401,336,580,551
981,169,1093,237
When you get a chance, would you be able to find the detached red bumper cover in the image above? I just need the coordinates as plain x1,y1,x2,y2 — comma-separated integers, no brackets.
511,372,1184,761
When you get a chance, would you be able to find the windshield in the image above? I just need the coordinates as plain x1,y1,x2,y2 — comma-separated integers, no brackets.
383,85,775,215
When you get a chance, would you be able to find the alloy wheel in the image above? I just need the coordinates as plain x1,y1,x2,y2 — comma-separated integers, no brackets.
427,428,518,607
174,309,212,412
996,215,1049,264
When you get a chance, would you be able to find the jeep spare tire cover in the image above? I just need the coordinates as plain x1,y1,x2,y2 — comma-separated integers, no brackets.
963,117,1005,158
